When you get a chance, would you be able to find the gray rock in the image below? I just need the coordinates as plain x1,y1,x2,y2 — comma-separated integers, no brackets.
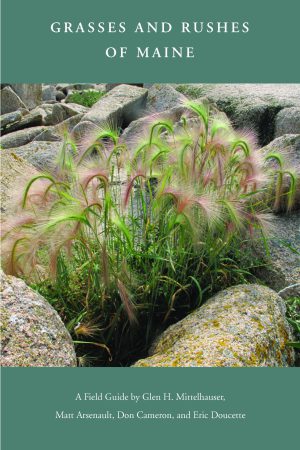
71,120,94,142
105,83,143,92
56,83,95,94
56,90,66,101
120,106,185,150
19,103,83,128
61,114,84,130
105,83,123,92
94,84,106,92
42,85,57,101
175,84,300,146
275,107,300,137
34,114,84,142
0,126,47,148
41,100,57,105
0,110,23,130
120,103,229,151
60,102,89,117
64,89,75,102
51,103,67,124
262,133,300,158
10,84,42,110
256,213,300,295
133,284,295,367
26,104,69,126
82,84,148,127
73,83,96,91
11,141,62,171
262,134,300,211
56,83,74,93
2,110,43,133
0,270,77,367
33,127,61,142
1,86,27,114
0,152,37,215
145,84,187,113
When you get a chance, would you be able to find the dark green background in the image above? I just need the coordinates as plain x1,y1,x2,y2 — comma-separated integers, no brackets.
2,368,299,449
1,0,300,82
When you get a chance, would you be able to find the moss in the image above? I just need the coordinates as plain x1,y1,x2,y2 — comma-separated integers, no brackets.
0,309,9,335
251,317,264,330
223,305,232,310
218,339,228,347
245,354,259,366
175,85,207,99
253,343,270,364
213,360,224,367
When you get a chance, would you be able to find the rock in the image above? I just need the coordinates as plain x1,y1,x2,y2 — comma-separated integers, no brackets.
0,110,24,130
10,84,42,110
0,126,47,148
256,213,300,296
94,83,106,92
71,120,93,142
10,141,62,171
105,83,143,92
262,134,300,211
60,102,89,117
0,152,37,215
1,86,27,114
82,84,148,127
275,107,300,137
33,114,84,142
56,83,74,94
56,90,66,101
0,270,77,367
105,83,122,92
41,100,57,105
33,127,61,142
52,103,68,123
42,85,57,101
61,114,84,131
262,133,300,160
64,89,75,102
120,106,185,150
30,104,63,126
9,103,84,131
145,84,187,113
134,285,295,367
120,103,229,151
73,83,96,91
1,110,43,133
175,84,300,146
56,83,95,94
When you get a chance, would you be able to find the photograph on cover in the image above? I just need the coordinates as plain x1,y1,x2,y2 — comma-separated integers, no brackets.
1,83,299,367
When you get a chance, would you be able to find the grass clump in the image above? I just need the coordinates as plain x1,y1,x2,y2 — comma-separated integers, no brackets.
1,101,298,366
67,90,104,107
286,296,300,354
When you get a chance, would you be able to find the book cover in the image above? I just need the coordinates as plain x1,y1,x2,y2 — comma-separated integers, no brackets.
1,1,299,449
